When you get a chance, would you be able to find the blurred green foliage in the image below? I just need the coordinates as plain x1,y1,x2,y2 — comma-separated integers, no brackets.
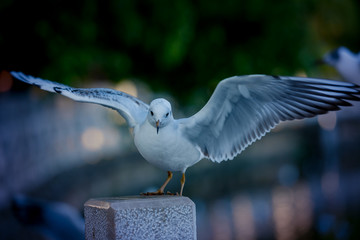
1,0,359,104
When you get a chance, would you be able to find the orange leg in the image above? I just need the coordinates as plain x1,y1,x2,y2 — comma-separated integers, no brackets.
142,171,173,195
158,171,173,193
179,172,185,196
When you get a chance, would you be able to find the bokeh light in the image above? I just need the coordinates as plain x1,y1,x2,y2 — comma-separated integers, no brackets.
81,127,105,152
318,111,337,131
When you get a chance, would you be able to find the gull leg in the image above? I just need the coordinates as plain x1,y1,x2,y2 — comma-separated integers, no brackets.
158,171,173,193
142,171,173,195
179,172,185,196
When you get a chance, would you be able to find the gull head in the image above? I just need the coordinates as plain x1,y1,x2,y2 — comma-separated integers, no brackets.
322,46,352,67
148,98,173,134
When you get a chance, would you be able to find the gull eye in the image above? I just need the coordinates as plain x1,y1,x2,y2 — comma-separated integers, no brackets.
165,112,169,117
150,111,154,116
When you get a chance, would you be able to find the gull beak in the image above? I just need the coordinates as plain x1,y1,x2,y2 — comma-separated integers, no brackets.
156,120,160,134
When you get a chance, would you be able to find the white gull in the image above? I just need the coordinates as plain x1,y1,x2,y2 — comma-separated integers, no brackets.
321,46,360,84
10,72,360,195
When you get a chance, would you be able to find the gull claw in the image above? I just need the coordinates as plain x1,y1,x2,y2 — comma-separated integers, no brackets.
166,191,177,196
139,190,179,196
140,189,164,196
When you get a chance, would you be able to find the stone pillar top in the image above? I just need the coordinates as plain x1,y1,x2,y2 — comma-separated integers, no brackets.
85,196,197,240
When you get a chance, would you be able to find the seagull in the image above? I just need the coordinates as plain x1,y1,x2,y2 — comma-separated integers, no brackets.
10,71,360,196
321,46,360,84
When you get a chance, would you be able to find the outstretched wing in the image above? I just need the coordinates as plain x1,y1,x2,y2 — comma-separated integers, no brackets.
180,75,360,163
11,71,149,128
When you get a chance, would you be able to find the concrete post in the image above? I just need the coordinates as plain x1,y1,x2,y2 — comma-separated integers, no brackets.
84,196,196,240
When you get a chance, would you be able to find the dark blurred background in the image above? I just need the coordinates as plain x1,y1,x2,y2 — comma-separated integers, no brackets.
1,0,360,239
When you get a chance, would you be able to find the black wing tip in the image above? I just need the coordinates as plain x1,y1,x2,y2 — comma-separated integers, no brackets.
53,87,62,94
288,75,359,88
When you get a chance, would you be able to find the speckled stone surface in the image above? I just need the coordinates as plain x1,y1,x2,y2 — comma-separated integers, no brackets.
84,196,196,240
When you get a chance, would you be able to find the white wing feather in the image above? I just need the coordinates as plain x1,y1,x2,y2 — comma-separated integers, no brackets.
180,75,360,163
11,72,149,128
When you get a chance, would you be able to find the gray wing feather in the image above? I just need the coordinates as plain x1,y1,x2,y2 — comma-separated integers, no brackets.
180,75,360,163
11,71,149,128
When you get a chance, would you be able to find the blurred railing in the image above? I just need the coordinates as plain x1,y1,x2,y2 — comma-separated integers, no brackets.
0,92,132,207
